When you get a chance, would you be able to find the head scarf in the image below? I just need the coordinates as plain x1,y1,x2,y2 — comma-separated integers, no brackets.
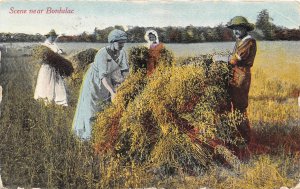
108,29,127,43
144,29,159,49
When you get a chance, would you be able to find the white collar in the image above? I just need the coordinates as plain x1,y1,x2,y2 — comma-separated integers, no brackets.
241,35,252,42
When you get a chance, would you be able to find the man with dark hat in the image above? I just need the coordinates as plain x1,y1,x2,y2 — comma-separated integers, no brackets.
226,16,257,160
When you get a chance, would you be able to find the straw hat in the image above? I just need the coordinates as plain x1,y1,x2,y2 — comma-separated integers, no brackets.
226,16,255,31
45,29,58,37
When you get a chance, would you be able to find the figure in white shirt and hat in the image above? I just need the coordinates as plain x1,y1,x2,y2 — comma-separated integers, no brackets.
34,29,68,106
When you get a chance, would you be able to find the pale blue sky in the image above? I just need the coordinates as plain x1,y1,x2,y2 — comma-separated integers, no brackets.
0,1,299,35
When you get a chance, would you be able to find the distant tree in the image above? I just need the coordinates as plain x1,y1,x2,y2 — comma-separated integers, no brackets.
215,24,234,41
199,32,206,42
153,27,166,43
168,27,183,43
256,9,275,40
126,26,145,43
274,28,300,40
79,31,95,42
204,27,219,42
182,25,198,43
94,27,114,42
2,17,299,42
114,25,125,31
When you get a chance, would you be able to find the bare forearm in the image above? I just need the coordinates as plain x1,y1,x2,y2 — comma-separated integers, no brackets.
102,77,115,94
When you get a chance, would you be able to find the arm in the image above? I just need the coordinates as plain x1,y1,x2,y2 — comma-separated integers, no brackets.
102,77,116,100
51,42,63,54
229,53,240,65
57,49,63,54
102,77,115,94
229,39,255,65
97,49,116,99
120,50,129,78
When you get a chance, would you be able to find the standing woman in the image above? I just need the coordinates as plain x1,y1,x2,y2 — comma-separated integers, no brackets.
34,29,68,106
144,29,164,76
227,16,257,159
73,29,129,140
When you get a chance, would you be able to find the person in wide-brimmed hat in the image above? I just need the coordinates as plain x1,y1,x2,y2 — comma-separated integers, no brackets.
34,29,68,106
226,16,257,161
226,16,255,32
43,29,62,50
45,29,59,37
73,29,129,140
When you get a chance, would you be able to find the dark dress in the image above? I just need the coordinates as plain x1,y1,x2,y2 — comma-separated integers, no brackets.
228,35,257,144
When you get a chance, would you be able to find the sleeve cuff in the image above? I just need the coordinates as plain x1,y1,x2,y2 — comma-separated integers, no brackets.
229,56,238,65
235,53,241,61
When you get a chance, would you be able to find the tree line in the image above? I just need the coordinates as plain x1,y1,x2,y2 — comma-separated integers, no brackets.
1,9,299,43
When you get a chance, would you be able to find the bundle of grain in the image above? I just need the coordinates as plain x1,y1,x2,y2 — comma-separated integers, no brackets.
128,46,149,73
155,46,174,68
69,48,98,71
93,53,243,186
93,71,147,154
128,46,174,74
32,45,73,77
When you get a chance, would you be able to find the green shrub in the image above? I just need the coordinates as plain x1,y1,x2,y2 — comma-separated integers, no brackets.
0,48,99,188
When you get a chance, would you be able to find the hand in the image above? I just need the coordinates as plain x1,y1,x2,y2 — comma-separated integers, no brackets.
229,54,238,65
111,92,116,102
58,49,64,54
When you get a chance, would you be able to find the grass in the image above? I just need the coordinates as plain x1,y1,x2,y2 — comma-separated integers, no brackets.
0,48,99,188
0,43,299,188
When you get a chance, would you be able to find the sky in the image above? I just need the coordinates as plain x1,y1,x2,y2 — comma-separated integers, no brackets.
0,0,299,35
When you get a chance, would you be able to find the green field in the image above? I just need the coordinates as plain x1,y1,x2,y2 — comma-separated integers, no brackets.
0,42,299,188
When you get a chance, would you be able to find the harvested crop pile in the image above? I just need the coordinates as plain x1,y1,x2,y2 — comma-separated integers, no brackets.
32,45,74,77
69,48,98,71
92,48,245,187
129,46,174,73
